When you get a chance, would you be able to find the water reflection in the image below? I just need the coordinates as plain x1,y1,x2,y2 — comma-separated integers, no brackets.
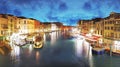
0,31,97,67
88,46,94,67
51,32,58,45
28,44,33,55
43,33,46,44
10,45,21,65
74,36,94,67
74,38,84,57
35,51,40,64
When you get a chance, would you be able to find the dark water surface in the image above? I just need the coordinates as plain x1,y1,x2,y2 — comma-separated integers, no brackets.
0,31,120,67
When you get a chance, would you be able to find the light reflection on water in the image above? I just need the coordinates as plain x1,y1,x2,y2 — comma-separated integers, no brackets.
0,31,107,67
74,36,94,67
10,45,21,65
51,32,59,45
35,51,40,64
28,44,33,55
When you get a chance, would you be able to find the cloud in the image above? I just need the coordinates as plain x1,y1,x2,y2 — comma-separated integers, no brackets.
1,0,120,25
58,2,68,11
83,2,92,11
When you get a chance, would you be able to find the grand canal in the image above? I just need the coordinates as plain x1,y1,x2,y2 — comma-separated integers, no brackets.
0,31,120,67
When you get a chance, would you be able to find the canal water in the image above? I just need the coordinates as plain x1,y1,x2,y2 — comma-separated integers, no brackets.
0,31,120,67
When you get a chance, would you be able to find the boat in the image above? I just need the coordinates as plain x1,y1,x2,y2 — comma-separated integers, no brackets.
92,47,105,55
10,33,27,46
33,34,44,48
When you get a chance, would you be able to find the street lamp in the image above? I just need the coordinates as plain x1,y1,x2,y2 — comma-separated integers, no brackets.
90,29,94,34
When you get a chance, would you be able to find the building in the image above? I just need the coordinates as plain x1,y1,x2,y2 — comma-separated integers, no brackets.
0,14,8,37
93,18,104,36
78,20,94,34
43,22,51,32
52,22,63,31
17,17,35,34
77,12,120,47
6,14,18,36
103,12,120,45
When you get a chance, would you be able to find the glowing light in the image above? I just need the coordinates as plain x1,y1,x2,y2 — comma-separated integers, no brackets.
90,29,94,33
29,45,33,55
113,41,120,51
10,46,20,62
75,38,84,57
74,35,92,58
51,24,58,31
51,32,57,45
10,32,27,46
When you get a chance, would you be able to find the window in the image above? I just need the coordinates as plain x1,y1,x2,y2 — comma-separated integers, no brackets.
111,27,113,30
11,19,12,22
1,31,4,35
24,20,26,24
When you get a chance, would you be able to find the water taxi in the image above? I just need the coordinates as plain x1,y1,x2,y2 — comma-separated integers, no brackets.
33,34,44,48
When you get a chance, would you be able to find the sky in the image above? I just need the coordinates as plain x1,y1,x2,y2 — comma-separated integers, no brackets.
0,0,120,26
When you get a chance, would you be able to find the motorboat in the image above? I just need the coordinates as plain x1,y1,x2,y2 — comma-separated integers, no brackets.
33,34,44,48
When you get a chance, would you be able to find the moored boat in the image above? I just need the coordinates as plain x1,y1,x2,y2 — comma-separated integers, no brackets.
33,34,44,49
92,47,105,55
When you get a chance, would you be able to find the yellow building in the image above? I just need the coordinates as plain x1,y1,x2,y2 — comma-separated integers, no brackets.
6,14,18,36
27,18,35,33
103,12,120,44
17,17,35,34
0,14,8,37
94,18,104,36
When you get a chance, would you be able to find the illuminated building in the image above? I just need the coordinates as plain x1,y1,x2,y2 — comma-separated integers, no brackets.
17,17,35,34
0,14,18,37
77,12,120,47
43,22,51,32
17,17,29,34
7,14,18,36
34,20,40,32
0,14,8,37
52,22,63,31
78,20,94,34
103,12,120,45
93,18,104,36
